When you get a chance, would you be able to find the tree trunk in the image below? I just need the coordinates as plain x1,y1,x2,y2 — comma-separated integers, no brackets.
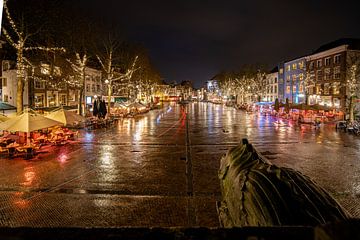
16,76,24,114
16,50,24,114
107,82,112,116
78,88,84,116
349,96,354,123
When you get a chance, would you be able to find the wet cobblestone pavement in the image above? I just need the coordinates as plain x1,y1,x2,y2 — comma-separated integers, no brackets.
0,102,359,227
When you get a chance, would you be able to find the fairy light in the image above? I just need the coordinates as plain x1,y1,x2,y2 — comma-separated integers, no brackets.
2,0,66,113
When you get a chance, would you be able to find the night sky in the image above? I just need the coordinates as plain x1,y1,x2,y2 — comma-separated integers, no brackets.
74,0,360,88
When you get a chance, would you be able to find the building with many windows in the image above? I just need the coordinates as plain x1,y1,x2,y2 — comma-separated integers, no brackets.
277,63,285,102
283,57,307,104
1,60,104,111
264,67,278,102
306,38,360,111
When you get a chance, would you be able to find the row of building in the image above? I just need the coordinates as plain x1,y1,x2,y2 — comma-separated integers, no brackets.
1,60,103,111
206,38,360,116
0,59,195,114
263,38,360,112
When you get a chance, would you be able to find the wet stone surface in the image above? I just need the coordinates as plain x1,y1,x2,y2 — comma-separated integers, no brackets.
0,102,359,227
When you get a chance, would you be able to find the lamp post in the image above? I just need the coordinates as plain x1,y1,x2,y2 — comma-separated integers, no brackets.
105,79,111,116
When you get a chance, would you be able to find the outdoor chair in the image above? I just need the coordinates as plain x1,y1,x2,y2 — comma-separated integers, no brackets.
0,146,9,156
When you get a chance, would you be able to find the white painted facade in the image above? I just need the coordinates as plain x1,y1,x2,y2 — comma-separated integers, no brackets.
1,62,29,107
264,72,278,102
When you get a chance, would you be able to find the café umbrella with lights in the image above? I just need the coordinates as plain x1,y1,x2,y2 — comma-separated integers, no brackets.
45,108,85,127
0,110,63,144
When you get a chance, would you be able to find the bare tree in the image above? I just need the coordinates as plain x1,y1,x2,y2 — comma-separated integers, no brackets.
346,51,360,122
1,0,65,113
96,34,139,115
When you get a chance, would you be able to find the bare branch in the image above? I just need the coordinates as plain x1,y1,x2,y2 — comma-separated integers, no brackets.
3,0,22,39
1,27,17,48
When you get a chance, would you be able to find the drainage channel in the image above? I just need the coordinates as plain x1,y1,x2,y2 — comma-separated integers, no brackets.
185,107,196,227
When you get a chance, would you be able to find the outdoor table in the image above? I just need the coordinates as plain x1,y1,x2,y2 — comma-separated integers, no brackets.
6,142,20,158
19,145,36,159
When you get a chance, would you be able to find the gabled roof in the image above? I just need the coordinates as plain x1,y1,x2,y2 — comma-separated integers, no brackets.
312,38,360,54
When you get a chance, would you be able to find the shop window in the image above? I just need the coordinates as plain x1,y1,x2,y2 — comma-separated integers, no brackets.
35,94,45,108
59,94,67,106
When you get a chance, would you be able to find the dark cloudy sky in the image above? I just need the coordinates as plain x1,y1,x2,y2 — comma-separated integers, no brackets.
75,0,360,88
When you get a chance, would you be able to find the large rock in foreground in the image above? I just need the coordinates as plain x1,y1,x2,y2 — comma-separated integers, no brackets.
218,139,350,227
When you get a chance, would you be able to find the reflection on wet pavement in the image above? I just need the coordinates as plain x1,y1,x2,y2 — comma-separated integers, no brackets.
0,102,359,227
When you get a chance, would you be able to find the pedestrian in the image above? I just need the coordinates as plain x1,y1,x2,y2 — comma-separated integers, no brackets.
93,98,99,117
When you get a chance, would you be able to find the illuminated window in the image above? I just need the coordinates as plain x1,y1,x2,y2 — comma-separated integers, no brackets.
293,85,297,93
325,57,331,66
324,68,331,80
47,92,57,107
299,84,304,93
286,75,290,81
332,82,340,94
292,63,297,70
286,65,291,71
299,73,304,80
324,83,330,95
286,86,290,94
292,74,297,81
299,61,304,69
334,55,341,64
35,94,45,107
316,84,322,94
334,66,340,79
279,68,284,74
41,64,51,75
54,66,61,76
3,95,8,102
309,61,314,70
